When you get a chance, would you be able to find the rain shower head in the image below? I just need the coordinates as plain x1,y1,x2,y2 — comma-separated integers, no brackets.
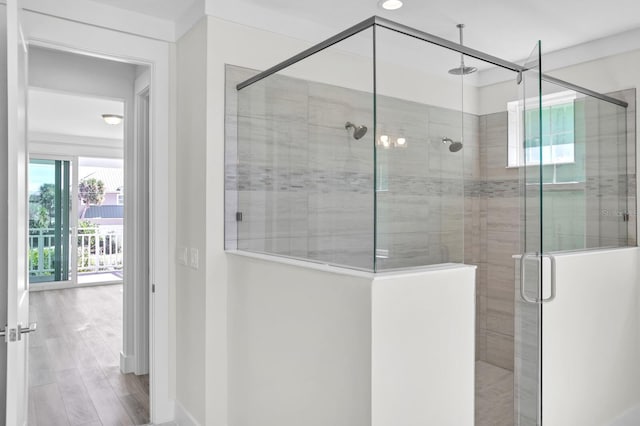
345,121,368,140
442,137,463,152
448,65,478,76
448,24,477,76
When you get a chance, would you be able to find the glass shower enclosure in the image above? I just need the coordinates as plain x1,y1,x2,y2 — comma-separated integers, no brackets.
225,16,634,425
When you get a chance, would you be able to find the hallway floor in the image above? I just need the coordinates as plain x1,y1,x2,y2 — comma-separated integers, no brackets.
28,284,149,426
476,361,514,426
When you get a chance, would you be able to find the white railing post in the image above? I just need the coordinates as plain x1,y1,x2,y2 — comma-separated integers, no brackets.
37,229,45,275
78,226,124,275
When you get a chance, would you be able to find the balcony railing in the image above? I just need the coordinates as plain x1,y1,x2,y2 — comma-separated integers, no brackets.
28,226,124,279
28,228,56,277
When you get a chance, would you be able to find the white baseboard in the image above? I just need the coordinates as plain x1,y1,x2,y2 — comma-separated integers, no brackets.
174,400,200,426
120,351,135,374
29,280,122,291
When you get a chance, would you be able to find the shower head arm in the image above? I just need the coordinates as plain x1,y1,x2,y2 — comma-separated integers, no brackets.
457,24,464,45
457,24,466,67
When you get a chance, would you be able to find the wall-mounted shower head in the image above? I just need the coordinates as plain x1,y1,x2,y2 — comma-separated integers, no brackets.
345,122,368,140
442,137,463,152
448,24,477,76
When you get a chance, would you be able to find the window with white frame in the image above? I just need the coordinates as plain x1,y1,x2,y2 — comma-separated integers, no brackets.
507,90,577,168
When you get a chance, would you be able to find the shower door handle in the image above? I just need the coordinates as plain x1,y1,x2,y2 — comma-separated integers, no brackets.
519,253,556,304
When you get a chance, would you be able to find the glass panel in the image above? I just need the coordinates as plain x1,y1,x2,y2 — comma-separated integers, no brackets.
537,83,630,252
28,159,71,283
373,26,464,271
235,27,375,270
516,41,543,426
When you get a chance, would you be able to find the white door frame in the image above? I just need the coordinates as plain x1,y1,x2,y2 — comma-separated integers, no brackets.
132,69,150,375
22,11,173,423
0,4,9,419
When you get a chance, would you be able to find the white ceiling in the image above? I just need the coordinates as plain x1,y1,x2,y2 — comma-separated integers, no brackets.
86,0,640,63
28,89,125,141
226,0,640,62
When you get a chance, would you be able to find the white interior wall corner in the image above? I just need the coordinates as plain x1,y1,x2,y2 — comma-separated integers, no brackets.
175,17,208,424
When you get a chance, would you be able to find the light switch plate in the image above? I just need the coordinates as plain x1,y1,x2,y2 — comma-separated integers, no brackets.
190,248,199,270
178,246,188,265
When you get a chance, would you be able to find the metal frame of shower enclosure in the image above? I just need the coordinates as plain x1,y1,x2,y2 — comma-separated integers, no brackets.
236,15,628,109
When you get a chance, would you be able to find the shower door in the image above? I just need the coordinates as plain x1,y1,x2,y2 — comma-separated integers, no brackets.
515,41,547,426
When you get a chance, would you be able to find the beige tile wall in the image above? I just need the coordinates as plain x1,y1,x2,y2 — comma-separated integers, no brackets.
472,111,519,371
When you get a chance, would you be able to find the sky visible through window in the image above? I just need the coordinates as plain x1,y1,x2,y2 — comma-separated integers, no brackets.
29,161,54,195
29,157,124,195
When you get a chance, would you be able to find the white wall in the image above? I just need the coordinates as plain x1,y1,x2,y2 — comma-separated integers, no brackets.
543,248,640,426
22,0,175,41
29,46,136,101
175,17,208,424
228,253,373,426
227,253,475,426
372,266,476,426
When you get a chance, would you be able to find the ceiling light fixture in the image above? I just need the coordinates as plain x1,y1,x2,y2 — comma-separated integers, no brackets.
379,0,403,10
102,114,123,126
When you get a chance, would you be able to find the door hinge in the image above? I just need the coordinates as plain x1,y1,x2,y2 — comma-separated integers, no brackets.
236,211,243,222
623,212,630,222
152,283,156,293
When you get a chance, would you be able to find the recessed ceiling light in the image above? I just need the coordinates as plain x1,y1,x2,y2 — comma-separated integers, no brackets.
102,114,123,125
379,0,403,10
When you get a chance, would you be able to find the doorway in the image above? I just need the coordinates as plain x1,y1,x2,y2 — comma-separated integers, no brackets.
26,47,151,425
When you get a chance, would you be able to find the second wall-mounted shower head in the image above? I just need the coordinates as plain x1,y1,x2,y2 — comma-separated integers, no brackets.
345,122,368,140
442,137,463,152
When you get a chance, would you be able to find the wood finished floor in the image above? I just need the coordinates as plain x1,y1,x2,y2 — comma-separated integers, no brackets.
28,284,149,426
476,361,514,426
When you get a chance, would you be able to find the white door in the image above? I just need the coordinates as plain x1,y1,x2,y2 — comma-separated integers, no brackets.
4,1,31,424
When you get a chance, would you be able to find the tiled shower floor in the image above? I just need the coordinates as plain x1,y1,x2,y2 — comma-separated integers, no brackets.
476,361,514,426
